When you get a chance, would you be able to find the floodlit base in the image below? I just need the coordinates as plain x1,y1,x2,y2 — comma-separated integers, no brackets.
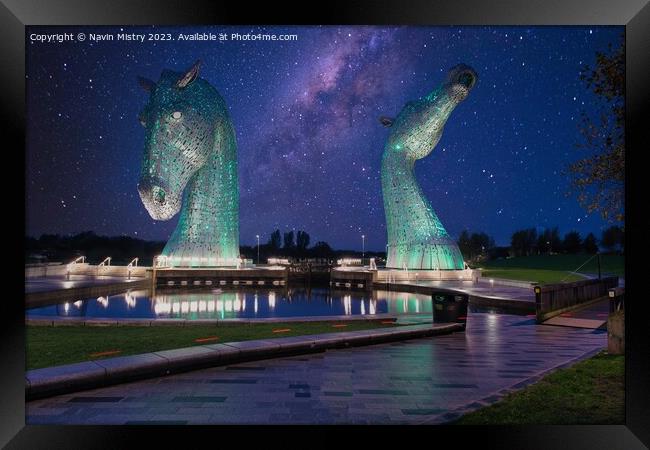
385,242,465,270
153,266,289,287
331,267,479,286
375,268,476,282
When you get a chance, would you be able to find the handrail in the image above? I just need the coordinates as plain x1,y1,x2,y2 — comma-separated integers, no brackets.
66,256,85,269
560,253,598,282
98,257,111,267
65,256,86,279
127,258,139,268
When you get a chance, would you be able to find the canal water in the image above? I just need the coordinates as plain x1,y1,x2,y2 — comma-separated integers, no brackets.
26,287,453,321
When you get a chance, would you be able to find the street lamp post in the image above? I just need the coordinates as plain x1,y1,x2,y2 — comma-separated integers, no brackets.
256,235,260,265
361,234,365,264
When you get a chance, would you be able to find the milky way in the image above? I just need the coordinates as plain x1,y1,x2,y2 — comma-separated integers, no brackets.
26,25,623,251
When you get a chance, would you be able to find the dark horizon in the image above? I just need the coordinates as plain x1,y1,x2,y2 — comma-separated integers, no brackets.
26,25,624,251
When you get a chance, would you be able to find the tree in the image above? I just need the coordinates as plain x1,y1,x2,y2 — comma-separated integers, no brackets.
311,241,333,257
511,228,537,257
458,230,493,261
457,230,472,260
536,226,562,254
470,232,493,259
268,229,281,250
567,35,624,224
296,230,310,250
283,230,295,249
583,232,599,254
601,225,623,253
562,231,583,254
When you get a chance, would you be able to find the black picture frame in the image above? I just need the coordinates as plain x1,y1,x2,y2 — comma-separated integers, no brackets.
4,0,649,447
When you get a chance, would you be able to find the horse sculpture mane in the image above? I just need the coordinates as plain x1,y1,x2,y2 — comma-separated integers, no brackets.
137,60,240,267
380,64,478,270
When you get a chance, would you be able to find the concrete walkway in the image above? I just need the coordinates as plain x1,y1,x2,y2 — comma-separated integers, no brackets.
26,322,461,400
26,312,606,425
543,298,610,329
394,280,535,301
25,275,146,294
377,280,536,313
25,276,151,309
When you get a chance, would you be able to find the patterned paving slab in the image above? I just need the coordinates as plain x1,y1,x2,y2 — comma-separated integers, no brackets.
26,312,606,424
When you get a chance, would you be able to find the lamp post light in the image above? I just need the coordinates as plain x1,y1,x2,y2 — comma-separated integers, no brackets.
361,234,365,264
256,235,260,265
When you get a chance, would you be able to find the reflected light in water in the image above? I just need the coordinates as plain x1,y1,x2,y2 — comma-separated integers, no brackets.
96,296,109,308
343,295,351,315
124,292,136,309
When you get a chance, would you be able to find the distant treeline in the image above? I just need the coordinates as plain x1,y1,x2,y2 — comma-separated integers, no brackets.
25,232,167,266
26,225,625,266
458,225,624,263
25,229,384,265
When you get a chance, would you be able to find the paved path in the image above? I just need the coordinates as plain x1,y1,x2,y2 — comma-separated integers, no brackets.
392,280,535,301
25,275,145,294
26,312,606,425
543,298,610,329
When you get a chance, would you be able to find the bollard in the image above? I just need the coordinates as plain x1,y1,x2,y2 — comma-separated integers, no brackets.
607,287,625,355
534,285,542,323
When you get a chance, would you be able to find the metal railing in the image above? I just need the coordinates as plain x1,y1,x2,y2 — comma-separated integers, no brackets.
126,258,139,280
98,257,111,267
65,256,86,279
96,257,111,276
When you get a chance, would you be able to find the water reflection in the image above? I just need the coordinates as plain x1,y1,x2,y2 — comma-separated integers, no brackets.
29,287,437,321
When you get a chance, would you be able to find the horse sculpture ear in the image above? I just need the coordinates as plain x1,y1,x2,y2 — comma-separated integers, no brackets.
138,76,156,92
379,116,395,127
176,60,201,88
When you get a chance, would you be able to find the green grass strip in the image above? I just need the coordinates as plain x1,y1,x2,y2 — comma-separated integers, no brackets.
453,351,624,425
26,320,402,370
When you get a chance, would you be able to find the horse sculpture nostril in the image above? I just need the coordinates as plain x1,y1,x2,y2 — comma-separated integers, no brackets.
458,72,474,89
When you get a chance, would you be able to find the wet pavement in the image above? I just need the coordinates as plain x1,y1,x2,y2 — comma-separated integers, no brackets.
543,298,611,329
26,312,606,425
391,280,535,302
25,275,146,294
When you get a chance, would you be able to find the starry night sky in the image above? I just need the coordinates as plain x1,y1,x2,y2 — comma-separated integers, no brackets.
26,25,623,251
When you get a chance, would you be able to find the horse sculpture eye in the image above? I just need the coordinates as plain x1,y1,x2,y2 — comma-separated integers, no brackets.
172,111,182,119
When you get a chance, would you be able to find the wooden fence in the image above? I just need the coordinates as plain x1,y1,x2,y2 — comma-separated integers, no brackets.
535,276,619,322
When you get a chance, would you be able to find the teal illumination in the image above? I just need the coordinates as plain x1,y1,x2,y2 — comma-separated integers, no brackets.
137,60,240,267
380,64,478,270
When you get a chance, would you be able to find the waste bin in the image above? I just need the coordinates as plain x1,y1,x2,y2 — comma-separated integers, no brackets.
432,293,468,329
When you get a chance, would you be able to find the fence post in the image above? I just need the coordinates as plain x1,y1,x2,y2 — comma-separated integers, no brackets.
534,285,542,323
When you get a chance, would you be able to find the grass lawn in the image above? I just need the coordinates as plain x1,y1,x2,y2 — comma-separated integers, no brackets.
453,351,624,425
478,254,624,284
26,320,403,370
